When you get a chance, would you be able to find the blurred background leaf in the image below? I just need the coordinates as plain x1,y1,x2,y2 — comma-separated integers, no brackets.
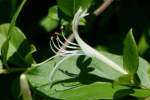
57,0,93,17
40,6,59,32
123,29,139,75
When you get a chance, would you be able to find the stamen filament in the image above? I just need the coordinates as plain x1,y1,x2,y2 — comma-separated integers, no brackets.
56,37,79,49
50,36,82,55
50,38,59,54
51,37,66,53
31,54,61,67
61,31,79,46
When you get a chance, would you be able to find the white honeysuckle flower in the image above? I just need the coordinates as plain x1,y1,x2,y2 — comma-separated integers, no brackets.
33,7,128,86
72,7,128,75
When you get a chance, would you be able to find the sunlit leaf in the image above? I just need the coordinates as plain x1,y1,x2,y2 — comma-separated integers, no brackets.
1,0,26,67
26,51,150,99
137,58,150,88
1,38,9,67
123,29,139,74
0,24,34,67
26,55,123,99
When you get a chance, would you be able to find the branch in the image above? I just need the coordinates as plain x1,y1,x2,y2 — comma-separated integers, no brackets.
94,0,113,16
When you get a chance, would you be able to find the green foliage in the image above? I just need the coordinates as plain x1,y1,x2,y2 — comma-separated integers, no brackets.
132,89,150,98
1,0,27,67
0,24,34,67
26,52,150,99
138,34,149,55
40,6,59,32
123,29,139,75
26,55,121,99
0,0,150,100
57,0,93,17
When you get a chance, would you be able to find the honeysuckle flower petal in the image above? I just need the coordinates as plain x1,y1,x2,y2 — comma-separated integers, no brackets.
72,7,128,75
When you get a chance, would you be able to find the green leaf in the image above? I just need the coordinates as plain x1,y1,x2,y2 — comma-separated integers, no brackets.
0,24,34,67
131,89,150,98
114,73,140,87
1,0,26,67
137,58,150,88
48,6,59,20
25,45,36,65
57,0,93,17
52,83,128,100
115,74,135,86
1,38,9,67
26,55,126,99
123,29,139,75
138,34,149,55
40,6,59,32
26,51,150,99
40,17,59,32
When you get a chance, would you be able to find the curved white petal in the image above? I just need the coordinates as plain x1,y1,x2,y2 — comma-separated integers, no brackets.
72,7,127,74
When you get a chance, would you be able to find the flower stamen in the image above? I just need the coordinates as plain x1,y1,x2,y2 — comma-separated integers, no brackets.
50,31,82,56
61,31,79,46
56,36,79,49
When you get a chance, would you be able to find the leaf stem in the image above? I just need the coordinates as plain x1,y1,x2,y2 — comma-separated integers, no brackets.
8,0,26,37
